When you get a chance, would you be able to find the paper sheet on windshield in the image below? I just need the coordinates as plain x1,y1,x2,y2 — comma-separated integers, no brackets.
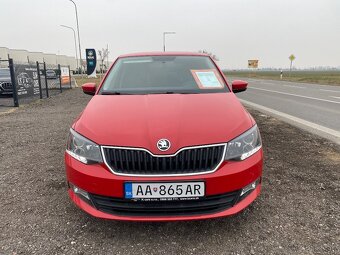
191,69,224,89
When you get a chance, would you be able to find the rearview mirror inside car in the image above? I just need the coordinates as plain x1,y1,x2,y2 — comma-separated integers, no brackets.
232,80,248,93
82,83,97,96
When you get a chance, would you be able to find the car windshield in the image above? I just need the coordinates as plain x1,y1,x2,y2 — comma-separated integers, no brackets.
99,56,229,95
0,69,10,77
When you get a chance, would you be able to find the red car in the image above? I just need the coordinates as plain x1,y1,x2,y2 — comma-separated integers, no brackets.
65,52,263,221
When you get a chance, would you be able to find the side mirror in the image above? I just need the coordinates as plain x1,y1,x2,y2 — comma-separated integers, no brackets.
232,80,248,93
82,83,97,96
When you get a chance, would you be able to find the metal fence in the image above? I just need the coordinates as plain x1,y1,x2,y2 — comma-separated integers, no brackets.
0,58,76,108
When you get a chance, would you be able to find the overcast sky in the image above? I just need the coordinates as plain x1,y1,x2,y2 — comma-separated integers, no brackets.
1,0,339,69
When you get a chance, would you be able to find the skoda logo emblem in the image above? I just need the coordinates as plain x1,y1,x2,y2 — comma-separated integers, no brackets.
157,139,171,151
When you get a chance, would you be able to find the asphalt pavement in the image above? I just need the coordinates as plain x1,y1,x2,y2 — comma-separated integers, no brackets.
229,77,340,144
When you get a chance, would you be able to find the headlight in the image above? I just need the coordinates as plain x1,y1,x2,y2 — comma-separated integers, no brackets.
66,129,103,164
225,125,262,161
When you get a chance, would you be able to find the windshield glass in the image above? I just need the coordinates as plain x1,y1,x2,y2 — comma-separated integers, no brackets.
99,56,229,94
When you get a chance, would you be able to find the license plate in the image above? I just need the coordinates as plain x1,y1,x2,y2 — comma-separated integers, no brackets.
124,182,205,200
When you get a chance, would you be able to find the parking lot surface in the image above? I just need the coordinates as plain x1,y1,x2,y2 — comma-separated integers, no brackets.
0,88,339,254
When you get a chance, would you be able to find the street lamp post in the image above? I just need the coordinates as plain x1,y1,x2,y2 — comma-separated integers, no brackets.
60,25,79,71
163,32,176,52
69,0,82,73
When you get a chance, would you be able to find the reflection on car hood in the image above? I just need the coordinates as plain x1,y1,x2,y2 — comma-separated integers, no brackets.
74,93,252,155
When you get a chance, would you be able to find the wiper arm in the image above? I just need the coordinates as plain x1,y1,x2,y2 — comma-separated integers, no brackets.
101,91,132,95
152,91,197,94
167,91,198,94
101,91,198,95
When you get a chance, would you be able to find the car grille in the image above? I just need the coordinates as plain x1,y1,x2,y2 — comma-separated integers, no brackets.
0,82,12,90
102,144,226,176
89,190,241,216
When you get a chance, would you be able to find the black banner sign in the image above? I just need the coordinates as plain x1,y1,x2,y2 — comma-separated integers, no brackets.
14,64,40,98
86,49,97,76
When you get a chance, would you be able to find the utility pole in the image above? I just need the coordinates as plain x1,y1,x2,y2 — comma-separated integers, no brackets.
106,44,109,69
60,24,79,71
69,0,82,73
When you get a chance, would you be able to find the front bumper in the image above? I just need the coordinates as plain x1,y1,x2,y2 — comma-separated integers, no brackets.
65,149,263,221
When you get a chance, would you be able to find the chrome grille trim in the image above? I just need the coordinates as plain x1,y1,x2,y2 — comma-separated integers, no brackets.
101,143,227,177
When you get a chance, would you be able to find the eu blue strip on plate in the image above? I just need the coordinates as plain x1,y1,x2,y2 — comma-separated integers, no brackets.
125,183,133,198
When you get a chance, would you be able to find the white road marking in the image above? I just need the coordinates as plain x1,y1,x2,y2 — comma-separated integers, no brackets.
249,87,340,104
320,89,340,93
239,99,340,144
283,84,306,89
330,96,340,100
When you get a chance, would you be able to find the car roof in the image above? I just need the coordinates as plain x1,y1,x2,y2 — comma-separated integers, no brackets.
118,51,210,58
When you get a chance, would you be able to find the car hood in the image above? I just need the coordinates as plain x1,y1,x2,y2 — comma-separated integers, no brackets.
74,93,253,155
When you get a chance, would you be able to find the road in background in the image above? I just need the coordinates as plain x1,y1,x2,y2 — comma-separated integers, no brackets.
229,77,340,144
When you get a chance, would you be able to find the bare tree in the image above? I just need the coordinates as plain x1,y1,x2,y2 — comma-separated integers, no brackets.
98,48,109,74
198,49,219,61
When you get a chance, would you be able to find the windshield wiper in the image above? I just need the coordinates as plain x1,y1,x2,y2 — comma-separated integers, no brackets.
151,91,198,95
101,91,132,95
168,92,199,94
101,91,198,95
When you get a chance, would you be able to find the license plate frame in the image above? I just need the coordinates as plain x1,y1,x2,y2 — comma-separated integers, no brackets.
124,181,205,201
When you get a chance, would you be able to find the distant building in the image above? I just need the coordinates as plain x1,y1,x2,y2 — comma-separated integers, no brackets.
0,47,112,72
0,47,77,70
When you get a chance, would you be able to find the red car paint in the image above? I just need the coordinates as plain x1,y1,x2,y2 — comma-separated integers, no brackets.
74,93,253,154
65,52,263,221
